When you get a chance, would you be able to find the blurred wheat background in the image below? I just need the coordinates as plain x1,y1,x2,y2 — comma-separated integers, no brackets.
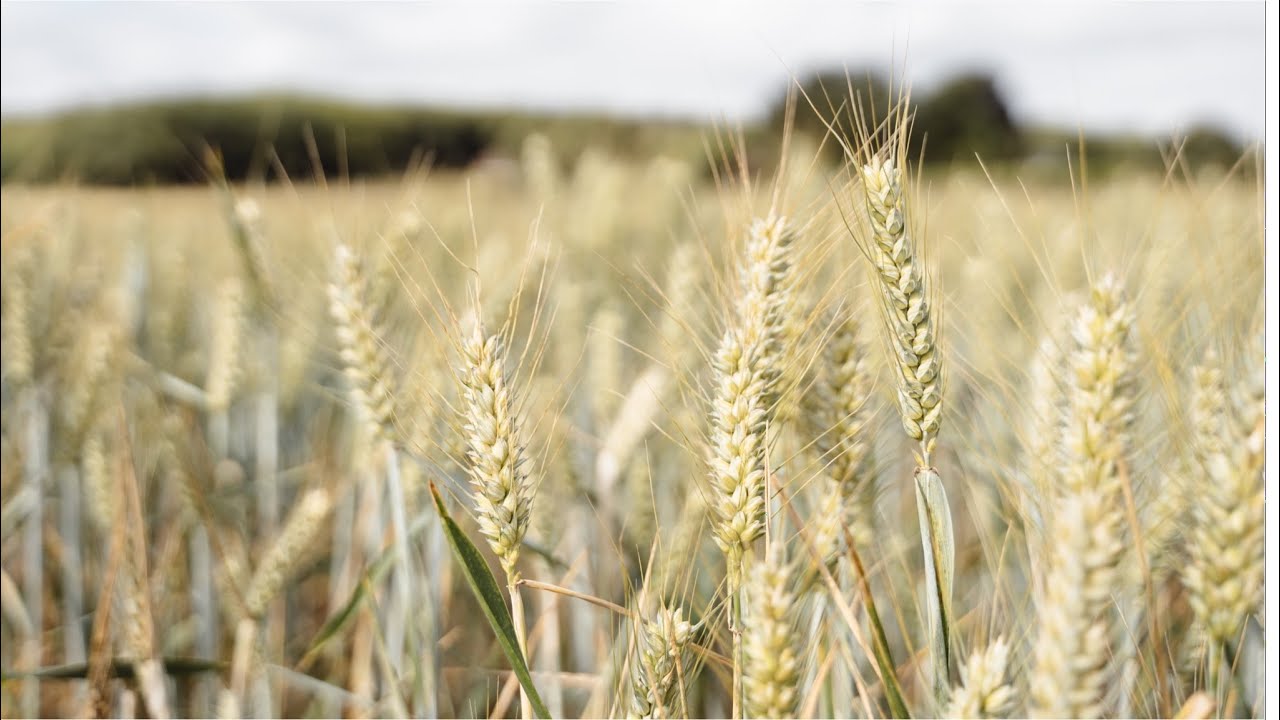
0,3,1268,719
0,109,1265,717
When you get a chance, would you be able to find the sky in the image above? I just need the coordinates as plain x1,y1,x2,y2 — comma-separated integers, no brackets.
0,1,1266,142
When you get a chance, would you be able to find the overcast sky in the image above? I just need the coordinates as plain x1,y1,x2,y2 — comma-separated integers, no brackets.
0,1,1266,141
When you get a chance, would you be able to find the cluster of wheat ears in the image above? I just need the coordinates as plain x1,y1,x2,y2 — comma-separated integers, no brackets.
0,99,1266,719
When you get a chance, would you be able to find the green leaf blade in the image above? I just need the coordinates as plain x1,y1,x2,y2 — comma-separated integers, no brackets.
430,483,549,719
914,466,955,706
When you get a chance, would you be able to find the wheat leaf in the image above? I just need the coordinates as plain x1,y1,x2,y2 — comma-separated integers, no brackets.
430,482,549,719
915,465,955,704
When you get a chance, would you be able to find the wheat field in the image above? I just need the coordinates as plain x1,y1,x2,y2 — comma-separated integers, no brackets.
0,116,1265,719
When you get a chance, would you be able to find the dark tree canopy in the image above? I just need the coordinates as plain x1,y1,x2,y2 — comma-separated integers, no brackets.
771,69,1024,165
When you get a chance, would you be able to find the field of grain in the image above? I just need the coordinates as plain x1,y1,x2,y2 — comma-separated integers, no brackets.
0,122,1265,719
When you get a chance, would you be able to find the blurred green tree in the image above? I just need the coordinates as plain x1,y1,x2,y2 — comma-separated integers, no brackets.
770,69,1023,165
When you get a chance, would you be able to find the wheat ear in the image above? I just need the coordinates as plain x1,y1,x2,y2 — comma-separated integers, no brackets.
205,277,246,413
1029,275,1135,718
457,323,536,582
1183,334,1264,690
861,152,954,703
242,487,333,619
946,636,1014,719
860,155,942,461
629,605,695,719
707,215,796,586
1,243,34,385
809,310,876,549
329,242,397,442
742,552,800,719
223,196,276,312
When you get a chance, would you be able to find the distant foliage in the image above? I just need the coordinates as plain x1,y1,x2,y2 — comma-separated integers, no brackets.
1,98,495,184
0,78,1251,185
910,73,1023,162
0,97,705,185
772,70,1022,164
771,69,1246,174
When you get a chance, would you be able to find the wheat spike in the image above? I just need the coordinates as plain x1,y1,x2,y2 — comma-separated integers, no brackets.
629,605,694,719
1057,275,1136,499
1029,275,1136,719
1183,336,1264,651
457,323,536,582
328,242,397,442
707,215,795,586
860,155,942,459
205,277,245,413
1028,491,1123,719
947,636,1014,719
809,311,876,548
1,243,34,385
224,196,276,311
742,553,800,719
243,487,333,619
